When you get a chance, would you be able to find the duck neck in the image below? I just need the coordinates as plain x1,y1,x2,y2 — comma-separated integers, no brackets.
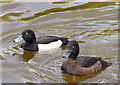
68,58,76,61
68,54,77,60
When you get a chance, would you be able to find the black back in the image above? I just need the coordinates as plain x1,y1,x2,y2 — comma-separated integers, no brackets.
36,36,69,45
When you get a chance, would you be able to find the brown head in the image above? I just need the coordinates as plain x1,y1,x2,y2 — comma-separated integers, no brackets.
62,40,79,60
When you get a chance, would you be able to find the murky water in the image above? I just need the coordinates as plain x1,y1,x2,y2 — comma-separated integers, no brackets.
0,2,119,83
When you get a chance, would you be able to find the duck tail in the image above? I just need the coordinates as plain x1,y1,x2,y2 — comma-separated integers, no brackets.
107,62,112,66
101,61,112,69
60,38,69,46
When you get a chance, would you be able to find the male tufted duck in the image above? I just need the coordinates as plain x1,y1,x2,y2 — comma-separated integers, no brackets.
61,40,112,75
13,29,69,51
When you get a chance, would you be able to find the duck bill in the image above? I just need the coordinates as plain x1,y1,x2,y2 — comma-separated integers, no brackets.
62,49,71,58
13,35,23,42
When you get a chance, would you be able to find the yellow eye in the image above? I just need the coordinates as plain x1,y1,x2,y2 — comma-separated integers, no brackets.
72,46,74,48
25,32,28,35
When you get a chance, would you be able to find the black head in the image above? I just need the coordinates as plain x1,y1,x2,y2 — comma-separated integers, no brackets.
62,40,79,59
22,29,36,43
13,29,36,43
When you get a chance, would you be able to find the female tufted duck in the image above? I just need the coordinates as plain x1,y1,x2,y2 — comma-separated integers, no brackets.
61,40,112,75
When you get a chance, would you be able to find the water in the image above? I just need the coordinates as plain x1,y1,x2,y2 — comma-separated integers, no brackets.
0,2,119,83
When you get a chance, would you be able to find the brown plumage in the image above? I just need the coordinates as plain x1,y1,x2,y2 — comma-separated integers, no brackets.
61,40,112,76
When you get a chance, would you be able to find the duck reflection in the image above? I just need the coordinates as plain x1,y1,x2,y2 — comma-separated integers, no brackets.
61,45,67,50
22,50,37,62
61,68,107,83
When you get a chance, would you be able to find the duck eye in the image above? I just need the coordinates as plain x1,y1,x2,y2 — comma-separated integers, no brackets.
72,46,74,48
25,32,28,35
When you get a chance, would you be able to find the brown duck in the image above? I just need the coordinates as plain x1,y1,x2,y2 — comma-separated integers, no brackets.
61,40,112,75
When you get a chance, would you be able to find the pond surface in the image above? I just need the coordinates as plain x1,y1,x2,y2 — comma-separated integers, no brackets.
0,2,119,83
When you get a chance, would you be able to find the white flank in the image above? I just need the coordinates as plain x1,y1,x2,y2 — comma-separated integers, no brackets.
38,40,62,51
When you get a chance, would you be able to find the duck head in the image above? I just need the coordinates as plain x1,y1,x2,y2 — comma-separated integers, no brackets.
13,29,36,43
62,40,79,59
